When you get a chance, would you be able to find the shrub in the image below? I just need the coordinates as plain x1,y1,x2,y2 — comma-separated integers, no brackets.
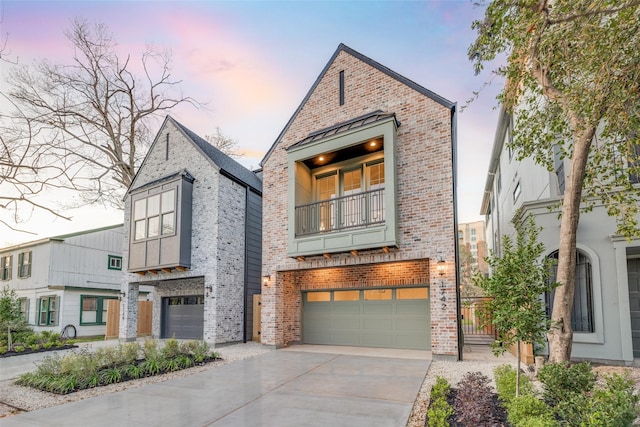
177,354,194,369
140,357,161,376
119,342,141,365
99,367,123,385
427,376,453,427
142,339,160,360
584,373,639,427
537,361,596,406
507,394,557,427
454,372,498,427
162,358,180,372
162,338,180,359
13,345,25,352
494,364,534,404
124,364,143,380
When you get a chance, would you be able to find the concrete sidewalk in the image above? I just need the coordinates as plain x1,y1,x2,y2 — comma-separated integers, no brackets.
1,349,430,427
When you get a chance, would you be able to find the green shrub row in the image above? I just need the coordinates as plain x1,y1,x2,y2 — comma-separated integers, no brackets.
0,330,70,354
495,362,639,427
16,338,218,394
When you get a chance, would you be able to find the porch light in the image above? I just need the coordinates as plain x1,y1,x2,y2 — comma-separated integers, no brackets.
318,156,325,162
370,141,377,147
262,275,271,286
437,257,447,276
119,291,126,300
205,285,213,297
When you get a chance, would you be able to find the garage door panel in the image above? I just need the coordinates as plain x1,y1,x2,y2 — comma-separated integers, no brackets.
332,318,361,329
303,288,431,350
362,332,394,347
333,303,361,316
363,304,393,316
363,317,393,331
397,317,427,332
396,301,428,315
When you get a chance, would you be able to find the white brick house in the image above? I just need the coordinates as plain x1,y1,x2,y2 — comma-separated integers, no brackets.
119,116,262,345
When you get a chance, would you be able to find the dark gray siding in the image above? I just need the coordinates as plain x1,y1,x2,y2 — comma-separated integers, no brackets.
245,188,262,341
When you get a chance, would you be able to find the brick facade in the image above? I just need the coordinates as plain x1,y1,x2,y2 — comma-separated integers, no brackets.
120,118,258,346
261,45,458,358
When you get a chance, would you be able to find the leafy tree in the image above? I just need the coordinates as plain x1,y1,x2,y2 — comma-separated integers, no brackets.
469,0,640,362
473,216,556,396
1,18,199,221
0,286,29,350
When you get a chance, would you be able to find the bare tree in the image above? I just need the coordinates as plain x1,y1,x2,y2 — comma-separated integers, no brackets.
2,18,199,215
205,126,244,159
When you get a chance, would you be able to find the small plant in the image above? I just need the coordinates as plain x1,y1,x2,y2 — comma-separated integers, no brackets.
13,345,25,352
584,373,639,427
124,364,143,380
427,376,453,427
162,358,180,372
142,338,160,360
121,342,141,364
177,354,194,369
162,337,180,359
538,362,596,406
494,364,534,405
140,357,161,376
454,372,498,427
507,394,557,427
99,366,123,385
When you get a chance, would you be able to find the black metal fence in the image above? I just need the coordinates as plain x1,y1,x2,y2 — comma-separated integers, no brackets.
461,297,497,344
294,188,385,236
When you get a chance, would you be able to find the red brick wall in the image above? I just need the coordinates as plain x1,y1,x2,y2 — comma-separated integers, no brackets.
261,48,458,356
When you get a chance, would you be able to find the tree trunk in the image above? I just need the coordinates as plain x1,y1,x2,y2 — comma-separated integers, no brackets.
547,126,595,363
516,340,521,397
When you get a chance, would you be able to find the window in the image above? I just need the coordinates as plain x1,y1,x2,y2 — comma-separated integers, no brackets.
80,295,116,325
18,251,31,278
108,255,122,270
18,298,29,322
1,255,11,281
38,296,58,326
133,189,175,241
546,250,594,333
512,181,521,203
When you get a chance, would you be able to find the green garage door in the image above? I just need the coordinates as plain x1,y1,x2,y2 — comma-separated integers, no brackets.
302,287,430,350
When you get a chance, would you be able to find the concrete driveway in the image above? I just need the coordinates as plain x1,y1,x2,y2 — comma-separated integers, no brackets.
1,348,430,427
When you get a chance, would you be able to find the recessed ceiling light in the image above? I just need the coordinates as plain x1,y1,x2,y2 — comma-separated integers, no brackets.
370,141,377,147
318,156,324,161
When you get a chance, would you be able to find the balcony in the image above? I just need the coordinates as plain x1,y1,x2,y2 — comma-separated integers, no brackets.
286,112,399,257
295,188,385,236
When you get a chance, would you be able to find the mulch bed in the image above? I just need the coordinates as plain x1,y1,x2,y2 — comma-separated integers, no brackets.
0,345,77,358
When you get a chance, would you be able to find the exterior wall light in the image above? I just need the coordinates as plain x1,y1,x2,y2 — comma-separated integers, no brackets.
437,257,447,276
205,285,213,297
262,275,271,286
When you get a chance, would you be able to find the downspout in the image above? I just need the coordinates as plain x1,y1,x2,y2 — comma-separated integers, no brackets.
451,104,463,361
243,185,249,343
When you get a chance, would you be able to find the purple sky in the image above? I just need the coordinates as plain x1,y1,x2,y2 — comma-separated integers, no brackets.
1,0,503,246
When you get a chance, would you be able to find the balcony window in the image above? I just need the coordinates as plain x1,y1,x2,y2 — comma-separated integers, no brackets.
296,160,385,236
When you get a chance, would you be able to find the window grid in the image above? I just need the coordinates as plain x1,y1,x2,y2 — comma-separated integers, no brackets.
133,189,176,241
38,296,58,326
1,255,11,281
18,251,31,278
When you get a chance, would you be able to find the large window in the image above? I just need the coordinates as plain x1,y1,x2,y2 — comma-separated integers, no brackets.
18,251,31,278
38,296,58,326
1,255,11,281
133,189,175,241
80,295,116,325
546,250,594,333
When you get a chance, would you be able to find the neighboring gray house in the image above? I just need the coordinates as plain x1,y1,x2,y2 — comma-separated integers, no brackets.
0,225,141,337
482,107,640,364
119,116,262,345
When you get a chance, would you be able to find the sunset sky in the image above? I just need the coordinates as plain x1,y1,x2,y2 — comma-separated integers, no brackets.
0,0,503,246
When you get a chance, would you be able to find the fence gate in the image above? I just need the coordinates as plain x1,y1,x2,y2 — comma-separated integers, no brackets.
460,297,497,345
105,300,153,339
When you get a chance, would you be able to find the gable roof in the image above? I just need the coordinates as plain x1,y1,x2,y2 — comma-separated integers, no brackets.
0,224,123,253
260,43,455,166
129,116,262,195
